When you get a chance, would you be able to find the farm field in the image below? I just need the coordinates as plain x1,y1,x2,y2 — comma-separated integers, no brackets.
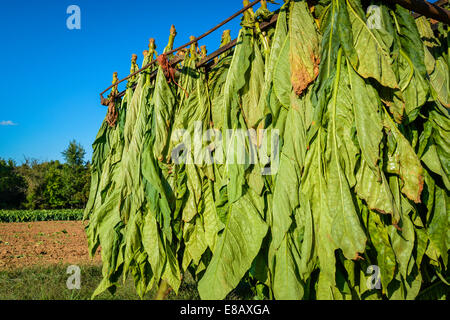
0,220,178,300
0,220,106,299
0,219,249,300
0,221,99,270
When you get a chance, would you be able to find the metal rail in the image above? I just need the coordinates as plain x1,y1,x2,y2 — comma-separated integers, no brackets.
115,12,278,99
100,0,450,104
100,0,263,102
391,0,449,24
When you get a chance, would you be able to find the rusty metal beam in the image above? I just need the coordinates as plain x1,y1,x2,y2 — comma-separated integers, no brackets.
196,13,279,69
115,12,279,100
99,0,263,102
101,0,450,105
389,0,450,24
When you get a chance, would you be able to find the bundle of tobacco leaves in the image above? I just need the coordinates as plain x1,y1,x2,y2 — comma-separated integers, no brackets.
85,0,449,300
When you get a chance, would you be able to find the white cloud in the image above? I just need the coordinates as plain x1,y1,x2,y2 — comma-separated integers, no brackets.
0,120,18,126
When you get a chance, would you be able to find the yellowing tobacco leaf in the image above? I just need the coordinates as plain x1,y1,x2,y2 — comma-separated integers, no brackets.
289,0,320,96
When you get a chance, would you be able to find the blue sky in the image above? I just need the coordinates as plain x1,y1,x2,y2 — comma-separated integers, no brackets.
0,0,279,164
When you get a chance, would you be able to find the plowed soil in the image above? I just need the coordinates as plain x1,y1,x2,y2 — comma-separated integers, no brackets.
0,221,101,270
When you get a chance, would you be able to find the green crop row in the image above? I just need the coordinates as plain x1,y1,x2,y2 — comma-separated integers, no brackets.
0,209,84,222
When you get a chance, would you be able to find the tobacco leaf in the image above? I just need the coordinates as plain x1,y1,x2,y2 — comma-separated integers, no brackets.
198,191,268,300
346,0,398,89
289,0,320,96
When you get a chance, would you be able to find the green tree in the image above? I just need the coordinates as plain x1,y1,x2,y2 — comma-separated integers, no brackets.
60,140,90,208
60,162,91,208
16,159,62,209
62,140,86,167
11,141,91,209
0,159,27,209
43,162,66,208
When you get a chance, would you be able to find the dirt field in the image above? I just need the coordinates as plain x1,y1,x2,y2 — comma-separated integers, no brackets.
0,221,101,270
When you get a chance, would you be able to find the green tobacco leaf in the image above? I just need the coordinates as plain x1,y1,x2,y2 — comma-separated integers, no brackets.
337,0,357,68
395,5,427,78
315,0,339,86
395,51,428,124
301,130,336,299
356,161,400,223
272,234,304,300
182,215,208,269
422,143,450,190
202,179,224,252
347,63,383,173
428,106,450,185
428,185,449,268
183,164,202,223
405,264,423,300
89,190,123,298
162,238,182,294
394,5,429,123
122,206,144,277
346,0,398,89
327,51,366,260
141,133,173,243
168,61,202,155
118,79,153,224
415,16,440,51
430,57,450,108
384,110,424,203
328,146,366,260
368,211,396,293
295,192,316,280
241,40,265,129
222,28,253,130
415,14,448,108
270,95,308,253
379,87,406,124
225,130,249,204
198,192,268,300
260,1,288,117
273,36,291,109
84,120,110,220
221,28,254,204
209,56,232,131
388,177,415,278
415,227,429,268
153,65,177,161
142,209,165,285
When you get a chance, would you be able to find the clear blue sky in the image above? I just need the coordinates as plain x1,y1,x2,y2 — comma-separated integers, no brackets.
0,0,279,164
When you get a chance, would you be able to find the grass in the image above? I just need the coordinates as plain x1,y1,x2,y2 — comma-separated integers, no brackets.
0,264,251,300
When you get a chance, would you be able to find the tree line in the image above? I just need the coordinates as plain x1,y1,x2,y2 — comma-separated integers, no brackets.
0,140,91,210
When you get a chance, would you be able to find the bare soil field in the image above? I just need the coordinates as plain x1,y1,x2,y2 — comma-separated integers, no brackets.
0,221,101,270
